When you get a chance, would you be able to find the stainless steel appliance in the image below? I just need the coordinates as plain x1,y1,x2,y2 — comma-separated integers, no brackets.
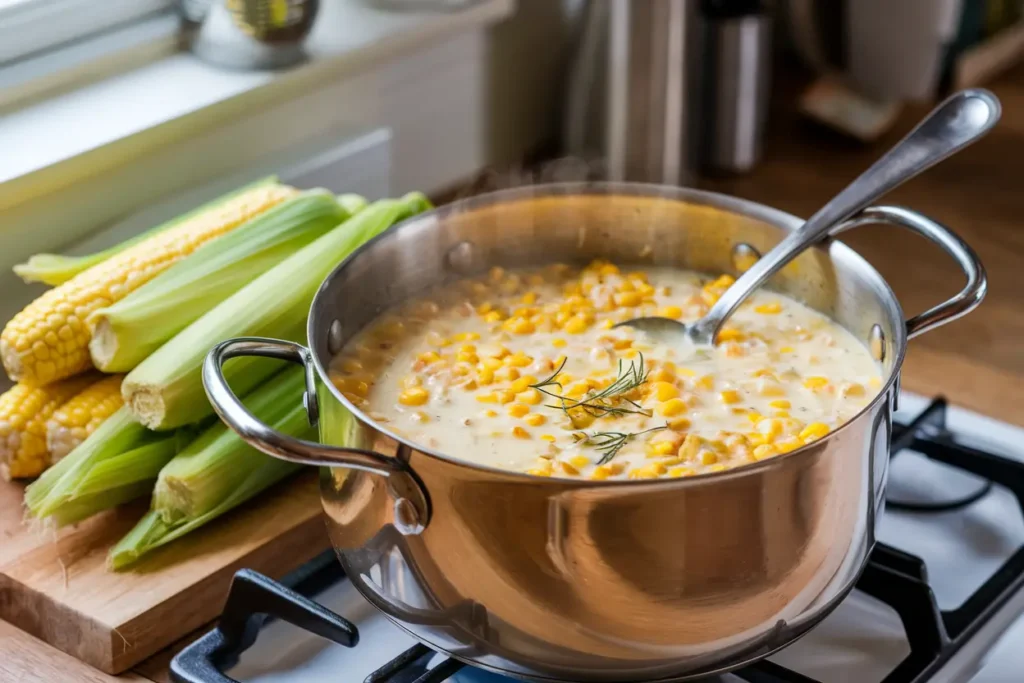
172,392,1024,683
203,180,985,680
563,0,698,184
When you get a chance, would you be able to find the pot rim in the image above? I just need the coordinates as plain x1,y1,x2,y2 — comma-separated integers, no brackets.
307,181,906,485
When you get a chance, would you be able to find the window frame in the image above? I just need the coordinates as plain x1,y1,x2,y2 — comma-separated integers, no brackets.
0,0,175,65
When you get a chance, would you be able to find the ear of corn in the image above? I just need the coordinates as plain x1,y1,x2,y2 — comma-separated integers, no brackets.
12,177,279,286
88,190,356,372
122,192,433,430
45,374,124,463
24,406,199,519
1,181,298,386
110,368,312,569
0,375,99,479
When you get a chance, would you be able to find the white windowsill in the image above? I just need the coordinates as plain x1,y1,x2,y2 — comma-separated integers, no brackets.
0,0,515,189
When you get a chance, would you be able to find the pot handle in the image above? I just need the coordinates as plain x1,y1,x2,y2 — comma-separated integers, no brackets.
833,205,987,339
203,337,430,529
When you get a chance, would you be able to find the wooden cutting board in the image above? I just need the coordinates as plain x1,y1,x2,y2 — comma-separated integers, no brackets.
0,471,329,674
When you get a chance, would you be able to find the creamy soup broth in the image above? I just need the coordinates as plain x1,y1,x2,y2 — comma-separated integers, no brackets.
331,261,881,480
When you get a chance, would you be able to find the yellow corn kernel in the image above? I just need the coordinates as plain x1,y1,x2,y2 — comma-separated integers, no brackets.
551,338,567,348
477,368,495,385
540,434,556,442
566,407,595,428
426,332,450,347
521,292,538,305
565,381,589,399
746,432,768,447
483,311,504,323
712,274,736,288
496,366,520,382
657,398,688,417
753,444,779,460
479,357,502,371
456,349,478,363
600,319,615,329
775,436,802,453
452,364,471,377
700,451,718,465
614,291,642,307
620,348,639,359
398,387,429,406
747,412,765,424
759,418,784,440
709,464,728,472
339,358,363,374
647,440,677,457
719,389,741,404
842,382,866,397
629,462,667,479
868,376,882,388
507,403,530,418
527,467,552,477
524,413,546,427
799,422,830,441
512,426,530,439
773,410,790,418
658,305,683,319
668,466,695,478
417,351,442,365
476,392,498,403
652,381,680,401
590,465,611,480
476,302,493,315
648,368,675,383
559,460,580,476
564,315,589,334
716,327,745,343
779,346,795,353
803,376,829,390
506,352,533,367
453,332,481,342
482,409,498,417
517,388,543,405
411,411,430,423
769,399,791,409
504,318,534,335
696,375,715,390
754,302,782,314
569,455,590,469
499,390,517,404
510,376,537,393
668,417,692,431
678,433,701,460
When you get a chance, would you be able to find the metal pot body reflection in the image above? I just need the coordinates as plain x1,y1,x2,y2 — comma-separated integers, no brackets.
204,183,986,681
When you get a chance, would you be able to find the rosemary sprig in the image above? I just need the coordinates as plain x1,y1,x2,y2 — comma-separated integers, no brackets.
529,353,653,422
574,425,668,465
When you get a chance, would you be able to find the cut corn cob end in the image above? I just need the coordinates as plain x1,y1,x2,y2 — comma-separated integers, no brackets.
0,374,98,479
0,182,298,386
46,374,125,463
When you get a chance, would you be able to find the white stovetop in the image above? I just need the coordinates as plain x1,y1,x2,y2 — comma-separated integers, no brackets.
228,392,1024,683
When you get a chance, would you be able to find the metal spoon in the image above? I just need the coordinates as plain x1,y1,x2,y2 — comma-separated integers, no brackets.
616,88,1001,346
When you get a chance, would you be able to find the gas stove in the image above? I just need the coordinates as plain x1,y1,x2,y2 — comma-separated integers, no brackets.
170,393,1024,683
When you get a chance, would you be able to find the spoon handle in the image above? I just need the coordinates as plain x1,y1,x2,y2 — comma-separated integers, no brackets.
690,88,1001,345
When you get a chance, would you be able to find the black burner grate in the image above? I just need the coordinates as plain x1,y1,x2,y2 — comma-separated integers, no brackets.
170,397,1024,683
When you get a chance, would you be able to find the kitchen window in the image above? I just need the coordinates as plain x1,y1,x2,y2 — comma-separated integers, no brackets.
0,0,174,64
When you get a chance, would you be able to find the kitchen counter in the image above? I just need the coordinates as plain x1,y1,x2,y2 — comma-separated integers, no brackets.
700,65,1024,427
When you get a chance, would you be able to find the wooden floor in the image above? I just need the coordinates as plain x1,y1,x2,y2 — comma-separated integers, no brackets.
701,66,1024,426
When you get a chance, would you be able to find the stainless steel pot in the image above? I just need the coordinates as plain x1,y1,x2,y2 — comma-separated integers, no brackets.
203,183,985,682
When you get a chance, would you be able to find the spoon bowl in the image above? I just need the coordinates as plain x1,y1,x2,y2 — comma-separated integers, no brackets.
616,88,1001,346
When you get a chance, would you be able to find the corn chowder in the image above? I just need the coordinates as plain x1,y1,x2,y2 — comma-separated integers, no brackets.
330,261,881,481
